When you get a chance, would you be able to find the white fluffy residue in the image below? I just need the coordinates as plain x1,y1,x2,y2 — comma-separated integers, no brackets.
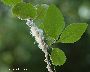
26,19,53,72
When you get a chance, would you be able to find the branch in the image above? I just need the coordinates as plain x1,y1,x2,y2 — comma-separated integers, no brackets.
26,19,53,72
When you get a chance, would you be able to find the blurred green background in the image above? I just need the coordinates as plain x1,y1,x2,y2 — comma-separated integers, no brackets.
0,0,90,72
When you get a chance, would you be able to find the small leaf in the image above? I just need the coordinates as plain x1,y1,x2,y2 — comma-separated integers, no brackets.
36,4,49,19
59,23,88,43
12,2,36,19
51,48,66,66
1,0,22,6
43,4,65,45
33,4,49,29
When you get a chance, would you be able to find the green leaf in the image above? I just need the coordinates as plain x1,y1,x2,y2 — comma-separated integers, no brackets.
33,4,49,29
12,2,36,19
43,4,65,45
1,0,22,6
59,23,88,43
36,4,49,19
51,48,66,66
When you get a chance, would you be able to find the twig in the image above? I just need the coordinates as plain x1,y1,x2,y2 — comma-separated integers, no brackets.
26,19,53,72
